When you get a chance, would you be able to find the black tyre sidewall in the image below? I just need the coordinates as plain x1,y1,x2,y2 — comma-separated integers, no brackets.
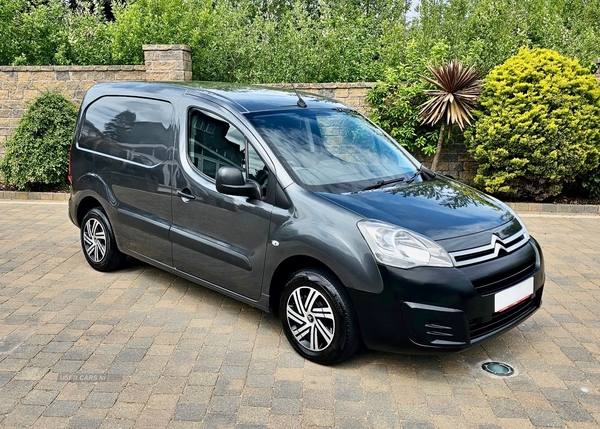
280,269,359,365
80,208,125,272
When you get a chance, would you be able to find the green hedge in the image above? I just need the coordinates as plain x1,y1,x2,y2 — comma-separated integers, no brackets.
0,91,78,191
1,0,599,83
465,48,600,201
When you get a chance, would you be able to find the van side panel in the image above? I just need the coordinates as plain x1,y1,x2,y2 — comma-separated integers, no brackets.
263,184,385,296
72,95,177,266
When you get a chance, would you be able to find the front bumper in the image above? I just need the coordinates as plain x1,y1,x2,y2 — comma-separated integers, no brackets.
348,238,544,353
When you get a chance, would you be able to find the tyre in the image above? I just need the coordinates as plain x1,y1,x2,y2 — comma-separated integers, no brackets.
279,268,360,365
80,208,126,272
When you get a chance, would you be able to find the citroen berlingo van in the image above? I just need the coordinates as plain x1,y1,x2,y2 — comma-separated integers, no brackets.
68,82,544,364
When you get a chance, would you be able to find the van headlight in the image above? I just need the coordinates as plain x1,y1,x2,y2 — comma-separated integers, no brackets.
357,220,453,269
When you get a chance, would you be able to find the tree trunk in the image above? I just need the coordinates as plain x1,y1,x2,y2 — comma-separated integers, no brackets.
430,123,445,171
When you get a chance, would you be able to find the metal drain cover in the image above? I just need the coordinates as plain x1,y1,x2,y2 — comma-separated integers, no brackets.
482,361,514,376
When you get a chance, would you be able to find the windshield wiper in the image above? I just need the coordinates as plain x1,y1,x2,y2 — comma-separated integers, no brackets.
360,176,406,192
405,167,423,184
360,167,424,192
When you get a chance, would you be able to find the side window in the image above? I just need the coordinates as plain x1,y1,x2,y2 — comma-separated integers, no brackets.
188,110,245,179
79,96,173,166
188,109,269,198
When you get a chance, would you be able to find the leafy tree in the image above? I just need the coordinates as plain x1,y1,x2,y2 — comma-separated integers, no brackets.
0,0,111,66
381,0,600,75
1,0,599,87
0,91,78,190
104,110,136,141
110,0,211,66
199,0,388,83
0,0,23,65
8,0,71,66
465,48,600,201
57,1,112,65
68,0,118,20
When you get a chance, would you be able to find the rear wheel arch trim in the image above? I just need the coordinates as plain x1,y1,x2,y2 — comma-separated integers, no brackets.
76,195,104,227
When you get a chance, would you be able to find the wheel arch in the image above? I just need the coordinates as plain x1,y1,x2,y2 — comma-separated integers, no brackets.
268,255,347,318
76,196,103,227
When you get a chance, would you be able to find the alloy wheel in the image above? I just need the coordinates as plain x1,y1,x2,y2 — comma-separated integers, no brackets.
286,286,336,352
83,218,107,263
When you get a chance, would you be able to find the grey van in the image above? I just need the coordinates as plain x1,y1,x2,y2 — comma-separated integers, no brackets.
68,82,544,364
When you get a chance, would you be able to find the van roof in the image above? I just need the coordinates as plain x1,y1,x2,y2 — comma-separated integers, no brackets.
83,81,347,113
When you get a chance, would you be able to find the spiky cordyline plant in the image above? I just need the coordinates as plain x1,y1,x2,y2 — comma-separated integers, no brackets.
419,59,482,171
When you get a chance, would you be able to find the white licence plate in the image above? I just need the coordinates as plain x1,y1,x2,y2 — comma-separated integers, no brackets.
494,277,534,313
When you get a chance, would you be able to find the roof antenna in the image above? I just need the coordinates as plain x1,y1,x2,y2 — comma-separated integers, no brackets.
290,82,307,108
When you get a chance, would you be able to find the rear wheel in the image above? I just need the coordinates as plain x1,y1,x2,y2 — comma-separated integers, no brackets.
80,208,126,272
280,268,360,365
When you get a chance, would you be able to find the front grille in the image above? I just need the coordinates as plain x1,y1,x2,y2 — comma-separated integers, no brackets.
469,296,537,342
471,253,536,295
449,229,530,267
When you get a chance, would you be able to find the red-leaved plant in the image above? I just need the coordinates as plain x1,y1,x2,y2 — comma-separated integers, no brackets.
419,59,482,171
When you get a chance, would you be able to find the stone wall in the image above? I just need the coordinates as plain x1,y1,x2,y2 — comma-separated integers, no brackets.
143,44,192,82
0,45,191,148
268,83,375,114
410,138,477,184
0,45,479,183
0,65,145,145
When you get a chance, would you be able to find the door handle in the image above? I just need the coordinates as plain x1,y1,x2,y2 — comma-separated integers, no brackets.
177,188,196,202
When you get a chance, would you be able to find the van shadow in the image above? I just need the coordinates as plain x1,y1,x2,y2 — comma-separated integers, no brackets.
119,257,531,375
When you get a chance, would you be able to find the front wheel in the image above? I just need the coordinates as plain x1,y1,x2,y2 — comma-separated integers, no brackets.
280,269,360,365
80,208,126,272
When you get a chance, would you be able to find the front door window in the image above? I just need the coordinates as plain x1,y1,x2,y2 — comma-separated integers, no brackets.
188,108,268,199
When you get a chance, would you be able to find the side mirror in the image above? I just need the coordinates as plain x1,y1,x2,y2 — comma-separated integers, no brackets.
216,166,262,200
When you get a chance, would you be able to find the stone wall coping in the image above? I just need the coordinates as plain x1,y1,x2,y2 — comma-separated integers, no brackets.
0,191,597,213
505,202,600,214
0,191,70,201
0,65,146,72
267,82,376,89
142,44,191,52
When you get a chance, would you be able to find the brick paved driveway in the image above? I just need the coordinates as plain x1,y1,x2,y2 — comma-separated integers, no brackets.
0,201,599,429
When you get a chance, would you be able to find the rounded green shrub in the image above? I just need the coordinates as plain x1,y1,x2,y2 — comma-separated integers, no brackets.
0,91,78,191
465,48,600,201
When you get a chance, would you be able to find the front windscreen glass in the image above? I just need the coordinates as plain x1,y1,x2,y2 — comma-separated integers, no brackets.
246,108,419,193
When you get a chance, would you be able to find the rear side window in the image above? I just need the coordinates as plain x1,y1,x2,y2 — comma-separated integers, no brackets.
78,96,174,166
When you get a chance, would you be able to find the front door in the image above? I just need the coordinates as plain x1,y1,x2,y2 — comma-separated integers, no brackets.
170,106,273,300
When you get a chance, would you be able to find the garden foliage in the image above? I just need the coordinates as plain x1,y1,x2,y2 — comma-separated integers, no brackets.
1,0,599,83
0,91,78,190
0,0,111,66
464,48,600,201
365,43,446,156
581,166,600,200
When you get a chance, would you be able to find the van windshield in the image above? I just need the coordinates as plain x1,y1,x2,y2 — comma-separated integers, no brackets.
246,108,420,193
